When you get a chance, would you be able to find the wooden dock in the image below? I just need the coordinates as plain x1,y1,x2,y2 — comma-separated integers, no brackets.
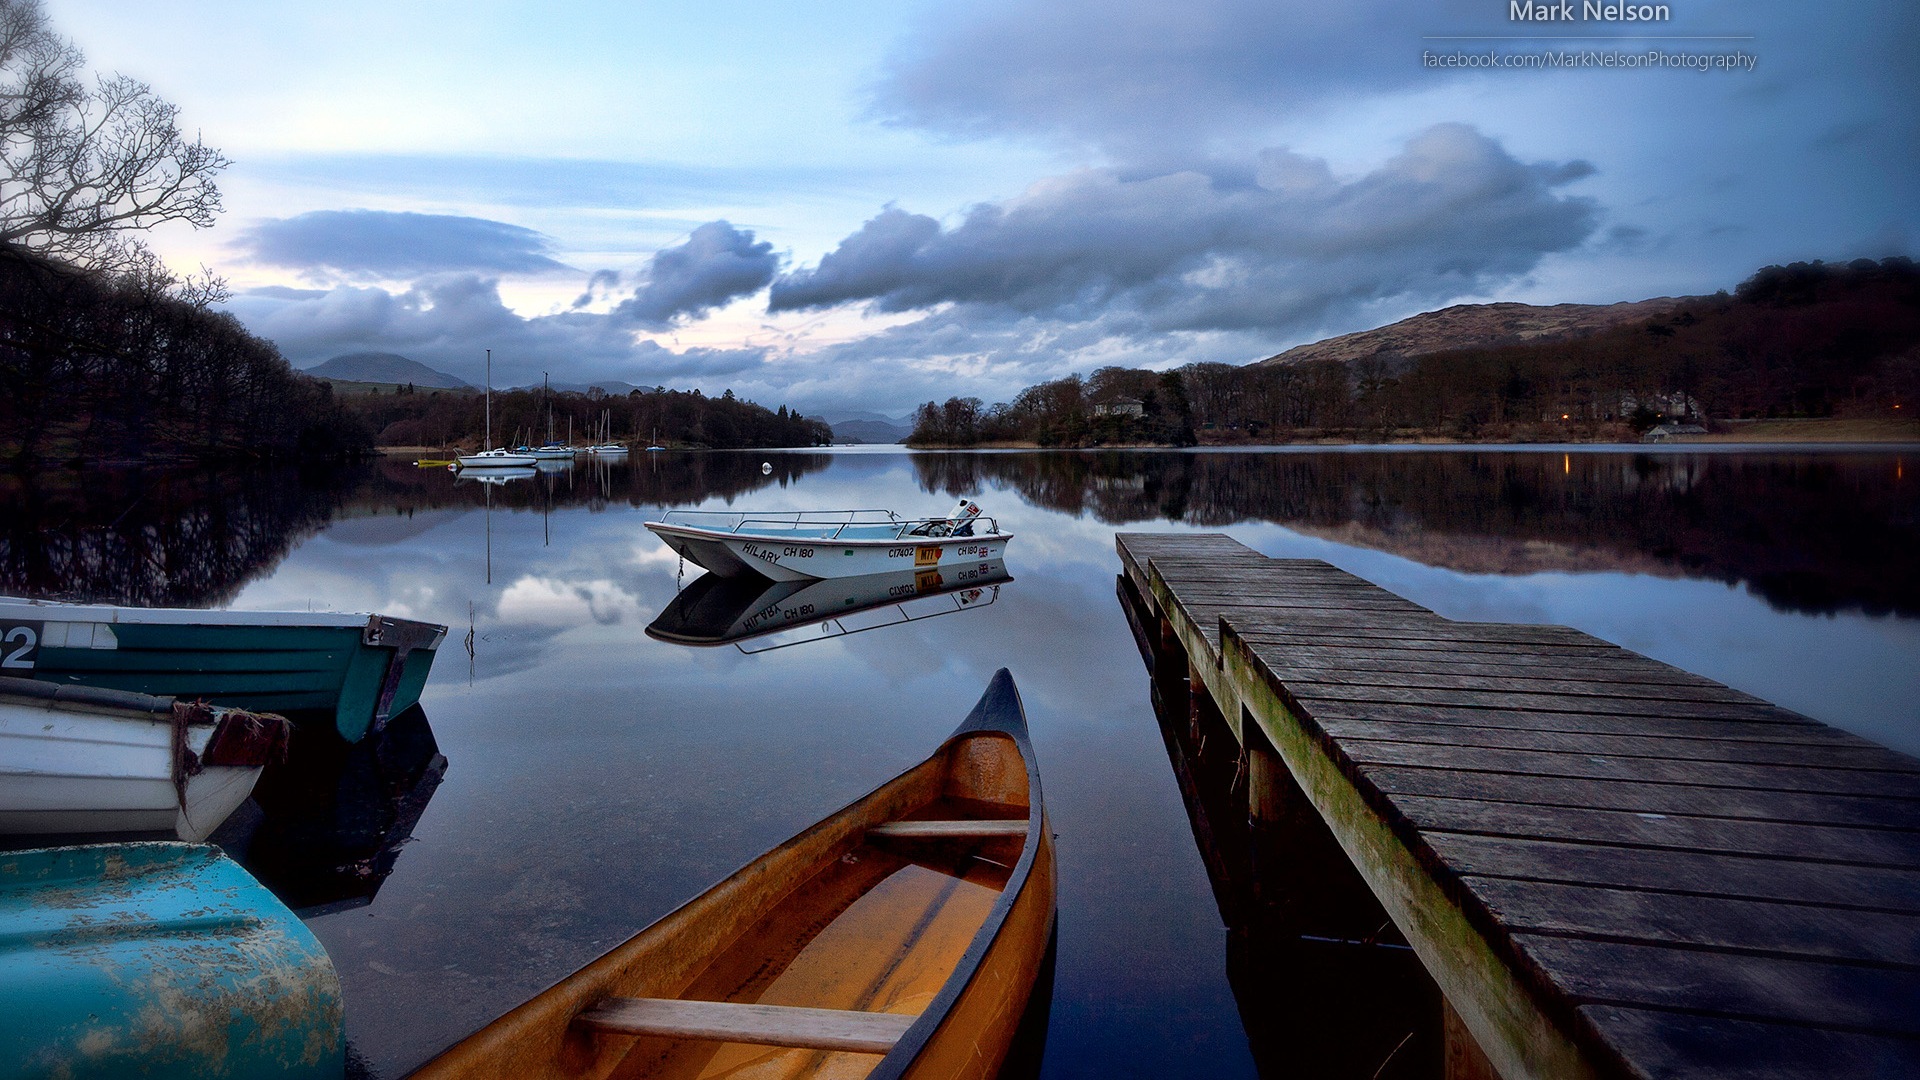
1116,532,1920,1080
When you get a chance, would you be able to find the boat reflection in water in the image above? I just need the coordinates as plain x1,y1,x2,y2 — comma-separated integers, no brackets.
453,465,536,486
214,706,447,916
648,562,1012,653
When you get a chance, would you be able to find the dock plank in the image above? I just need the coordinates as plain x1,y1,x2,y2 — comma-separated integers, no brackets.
1361,766,1920,830
1462,876,1920,966
1422,832,1920,914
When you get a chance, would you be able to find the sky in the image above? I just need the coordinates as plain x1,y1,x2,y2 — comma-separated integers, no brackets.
46,0,1920,416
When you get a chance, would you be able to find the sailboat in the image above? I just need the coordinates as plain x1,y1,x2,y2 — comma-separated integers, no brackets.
587,409,629,456
523,373,577,460
457,350,537,469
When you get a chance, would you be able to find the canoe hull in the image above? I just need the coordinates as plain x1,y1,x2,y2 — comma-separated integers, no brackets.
413,669,1051,1080
0,843,343,1080
646,522,1012,582
0,599,443,743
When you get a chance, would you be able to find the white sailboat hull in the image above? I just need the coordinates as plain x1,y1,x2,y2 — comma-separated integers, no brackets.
458,450,538,468
0,688,275,842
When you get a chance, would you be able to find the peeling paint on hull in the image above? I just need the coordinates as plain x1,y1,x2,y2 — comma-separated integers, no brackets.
0,842,345,1080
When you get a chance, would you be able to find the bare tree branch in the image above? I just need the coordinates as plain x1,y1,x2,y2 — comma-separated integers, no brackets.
0,0,229,305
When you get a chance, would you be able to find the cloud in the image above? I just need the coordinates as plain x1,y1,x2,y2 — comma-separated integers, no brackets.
236,210,572,278
869,0,1466,155
772,125,1598,338
612,221,780,328
225,273,768,390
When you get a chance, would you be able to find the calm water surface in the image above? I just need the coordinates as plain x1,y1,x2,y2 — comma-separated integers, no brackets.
3,446,1916,1078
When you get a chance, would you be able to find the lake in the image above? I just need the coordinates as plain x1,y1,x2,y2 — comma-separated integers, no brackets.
3,446,1916,1078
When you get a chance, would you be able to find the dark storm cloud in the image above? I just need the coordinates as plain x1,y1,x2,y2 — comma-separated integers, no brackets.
237,210,572,278
612,221,780,328
771,125,1598,337
869,0,1480,153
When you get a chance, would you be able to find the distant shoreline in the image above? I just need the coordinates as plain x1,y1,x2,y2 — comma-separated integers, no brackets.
895,417,1920,450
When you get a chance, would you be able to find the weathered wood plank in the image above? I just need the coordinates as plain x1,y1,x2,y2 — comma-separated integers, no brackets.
1576,1005,1920,1080
1308,697,1824,736
1463,876,1920,966
1361,765,1920,830
1513,933,1920,1035
1313,701,1839,743
1228,609,1598,642
1395,793,1920,869
868,820,1027,839
1342,740,1920,799
575,997,916,1053
1247,648,1758,690
1321,718,1919,771
1237,631,1640,659
1266,664,1770,707
1423,833,1920,914
1283,680,1828,726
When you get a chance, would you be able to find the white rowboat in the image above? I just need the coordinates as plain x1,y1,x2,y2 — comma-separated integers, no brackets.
0,677,289,841
645,501,1012,582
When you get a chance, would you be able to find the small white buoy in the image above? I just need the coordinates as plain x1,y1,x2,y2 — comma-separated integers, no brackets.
761,461,772,475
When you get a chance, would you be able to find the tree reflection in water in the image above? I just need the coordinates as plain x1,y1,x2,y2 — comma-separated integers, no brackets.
0,454,832,605
917,449,1920,617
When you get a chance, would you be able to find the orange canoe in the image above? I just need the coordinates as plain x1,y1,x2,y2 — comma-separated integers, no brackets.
413,668,1055,1080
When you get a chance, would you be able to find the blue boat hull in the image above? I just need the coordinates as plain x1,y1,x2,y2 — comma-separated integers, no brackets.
0,843,344,1080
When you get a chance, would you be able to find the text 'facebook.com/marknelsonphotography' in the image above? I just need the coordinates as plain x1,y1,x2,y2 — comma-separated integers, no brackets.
1422,1,1758,73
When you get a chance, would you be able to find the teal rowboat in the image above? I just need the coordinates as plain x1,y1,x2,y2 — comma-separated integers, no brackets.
0,842,344,1080
0,597,444,743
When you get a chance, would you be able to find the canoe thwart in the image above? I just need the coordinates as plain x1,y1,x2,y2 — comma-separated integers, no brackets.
575,997,918,1054
868,819,1029,839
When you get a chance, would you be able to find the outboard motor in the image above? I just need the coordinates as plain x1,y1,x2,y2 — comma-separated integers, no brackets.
912,499,985,537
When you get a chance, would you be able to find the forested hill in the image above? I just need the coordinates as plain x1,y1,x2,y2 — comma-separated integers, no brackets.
1257,297,1687,368
907,258,1920,446
341,384,832,451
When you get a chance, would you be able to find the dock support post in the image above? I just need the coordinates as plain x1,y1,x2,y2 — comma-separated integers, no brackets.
1444,1000,1502,1080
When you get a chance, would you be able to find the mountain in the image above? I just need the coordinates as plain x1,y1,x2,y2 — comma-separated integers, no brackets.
820,410,915,428
1258,298,1688,368
830,419,910,444
532,380,646,397
304,352,469,388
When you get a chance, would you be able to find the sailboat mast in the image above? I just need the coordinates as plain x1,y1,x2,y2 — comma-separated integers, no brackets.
484,349,492,449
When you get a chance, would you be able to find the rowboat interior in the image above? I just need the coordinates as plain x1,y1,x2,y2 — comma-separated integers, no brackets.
416,673,1051,1080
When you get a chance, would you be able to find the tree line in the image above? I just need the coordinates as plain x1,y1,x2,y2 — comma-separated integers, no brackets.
343,384,832,451
0,248,373,464
908,258,1920,446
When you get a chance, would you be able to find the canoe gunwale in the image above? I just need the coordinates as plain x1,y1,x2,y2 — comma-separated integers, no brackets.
866,666,1048,1080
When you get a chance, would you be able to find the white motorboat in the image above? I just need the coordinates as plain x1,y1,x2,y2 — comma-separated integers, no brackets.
645,499,1013,581
0,677,289,841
